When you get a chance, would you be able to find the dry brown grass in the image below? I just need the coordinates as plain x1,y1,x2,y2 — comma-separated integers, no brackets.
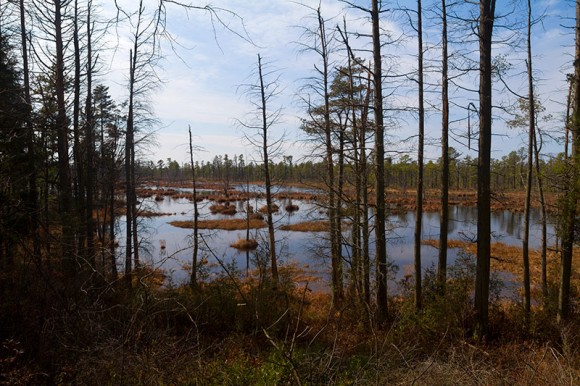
258,203,279,214
280,221,330,232
249,213,264,220
209,204,237,215
423,238,580,293
169,218,267,230
230,238,259,250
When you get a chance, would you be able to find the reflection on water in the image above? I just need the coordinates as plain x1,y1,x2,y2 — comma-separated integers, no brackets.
119,188,556,291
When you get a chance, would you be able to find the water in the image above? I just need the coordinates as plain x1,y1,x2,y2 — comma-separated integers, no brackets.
119,187,556,291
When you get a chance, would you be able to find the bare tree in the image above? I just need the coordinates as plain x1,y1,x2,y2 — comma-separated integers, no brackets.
238,54,284,287
371,0,388,324
474,0,496,338
413,0,425,312
438,0,449,293
521,0,535,322
188,126,199,289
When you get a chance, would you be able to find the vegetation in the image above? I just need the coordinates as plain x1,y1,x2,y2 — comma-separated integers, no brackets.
0,0,578,383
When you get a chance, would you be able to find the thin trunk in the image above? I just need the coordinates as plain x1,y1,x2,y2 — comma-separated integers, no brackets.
522,0,534,321
558,0,580,323
414,0,424,312
361,72,371,306
258,54,278,287
533,128,547,299
55,0,74,276
438,0,449,292
125,47,135,287
565,76,573,160
318,8,343,305
189,126,199,289
337,116,345,300
73,0,86,256
347,51,362,301
85,3,95,269
474,0,495,338
372,0,388,324
20,0,39,261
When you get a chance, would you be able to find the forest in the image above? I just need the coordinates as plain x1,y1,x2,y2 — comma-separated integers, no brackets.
0,0,579,384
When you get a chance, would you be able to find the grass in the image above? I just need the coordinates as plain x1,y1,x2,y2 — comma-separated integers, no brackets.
209,204,237,215
230,238,259,250
280,221,329,232
169,218,267,230
259,204,279,214
422,238,580,292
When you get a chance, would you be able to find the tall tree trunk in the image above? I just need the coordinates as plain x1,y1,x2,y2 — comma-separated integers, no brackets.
474,0,495,338
438,0,449,292
189,126,199,289
361,71,372,306
19,0,39,261
372,0,388,324
558,0,580,323
414,0,425,312
85,2,96,270
533,128,548,299
522,0,535,321
55,0,74,276
125,48,135,287
565,76,573,160
317,8,343,305
73,0,86,257
258,54,278,287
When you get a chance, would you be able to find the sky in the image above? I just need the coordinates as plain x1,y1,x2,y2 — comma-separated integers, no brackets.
101,0,576,166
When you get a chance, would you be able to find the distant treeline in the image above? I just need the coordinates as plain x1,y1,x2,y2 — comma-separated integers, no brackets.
140,149,565,192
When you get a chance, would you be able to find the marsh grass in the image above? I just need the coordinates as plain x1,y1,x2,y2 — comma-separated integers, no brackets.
280,221,329,232
209,204,237,215
230,238,259,250
170,219,267,230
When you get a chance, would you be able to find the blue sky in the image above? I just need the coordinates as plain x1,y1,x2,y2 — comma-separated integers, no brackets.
103,0,576,166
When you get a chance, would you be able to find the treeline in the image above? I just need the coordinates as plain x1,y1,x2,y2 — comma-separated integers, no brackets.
145,148,567,193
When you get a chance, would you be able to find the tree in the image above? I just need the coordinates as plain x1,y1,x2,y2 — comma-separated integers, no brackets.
521,0,536,321
0,32,29,271
188,126,199,289
474,0,496,338
371,0,388,324
298,5,344,305
238,54,283,287
53,0,75,276
558,0,580,323
438,0,450,293
413,0,425,312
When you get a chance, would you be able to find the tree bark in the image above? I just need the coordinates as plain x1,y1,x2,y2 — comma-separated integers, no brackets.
189,126,199,289
372,0,388,324
438,0,449,292
54,0,74,276
257,54,279,287
414,0,424,312
474,0,495,339
558,0,580,323
522,0,534,321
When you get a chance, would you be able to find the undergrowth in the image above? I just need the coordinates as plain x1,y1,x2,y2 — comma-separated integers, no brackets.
0,254,578,385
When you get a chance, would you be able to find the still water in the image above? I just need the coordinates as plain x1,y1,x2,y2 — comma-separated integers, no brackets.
119,186,555,291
